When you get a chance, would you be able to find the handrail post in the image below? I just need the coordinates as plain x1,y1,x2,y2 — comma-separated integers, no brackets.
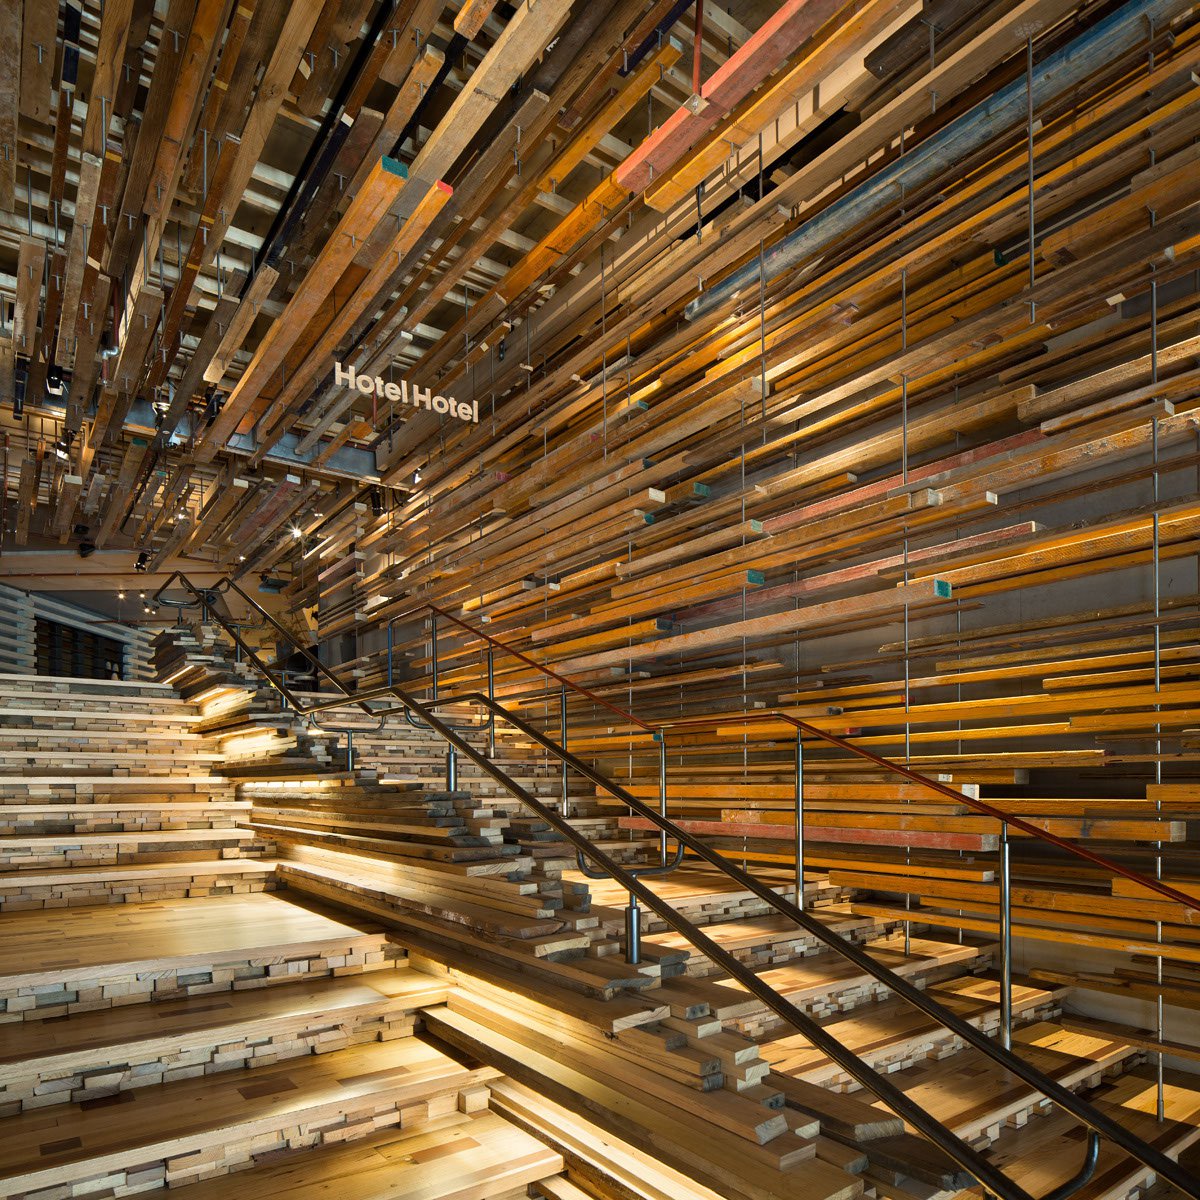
446,744,458,792
658,733,668,868
430,613,439,703
999,820,1013,1051
625,890,641,965
486,647,496,758
386,621,394,688
560,682,569,817
795,728,805,910
346,729,355,772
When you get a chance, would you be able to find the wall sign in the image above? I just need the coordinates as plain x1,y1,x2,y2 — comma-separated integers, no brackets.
334,361,478,424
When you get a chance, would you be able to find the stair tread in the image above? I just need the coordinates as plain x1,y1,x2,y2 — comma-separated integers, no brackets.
0,858,279,888
165,1109,562,1200
864,1020,1138,1138
0,828,255,847
0,1037,494,1192
0,892,379,986
0,967,447,1071
763,972,1063,1079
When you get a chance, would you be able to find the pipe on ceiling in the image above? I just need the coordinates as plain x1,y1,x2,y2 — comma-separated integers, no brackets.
251,0,401,282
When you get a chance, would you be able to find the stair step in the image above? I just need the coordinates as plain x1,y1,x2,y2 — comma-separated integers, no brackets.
284,870,653,1000
0,803,252,835
763,971,1066,1085
0,857,279,909
166,1109,563,1200
0,966,447,1115
489,1078,729,1200
865,1020,1139,1145
0,827,263,867
425,1006,861,1200
0,892,392,1022
966,1067,1200,1200
722,932,991,1037
0,1035,497,1196
0,775,229,790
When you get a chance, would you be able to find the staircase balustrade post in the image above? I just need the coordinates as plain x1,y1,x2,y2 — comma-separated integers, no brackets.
795,728,805,910
487,647,495,758
446,745,457,793
658,734,668,867
999,820,1013,1050
560,682,569,818
625,890,641,964
430,613,439,703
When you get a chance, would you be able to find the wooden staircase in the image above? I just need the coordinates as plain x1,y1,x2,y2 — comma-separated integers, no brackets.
0,673,276,911
141,626,1200,1200
4,641,1194,1199
0,668,564,1200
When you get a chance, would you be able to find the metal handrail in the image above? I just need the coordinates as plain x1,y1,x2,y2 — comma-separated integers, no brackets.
152,571,1199,1200
159,571,1199,910
393,594,1198,914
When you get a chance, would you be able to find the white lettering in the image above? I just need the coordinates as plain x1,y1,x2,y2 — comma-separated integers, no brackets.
332,361,477,423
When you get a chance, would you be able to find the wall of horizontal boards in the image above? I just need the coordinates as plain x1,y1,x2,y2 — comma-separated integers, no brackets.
294,8,1200,786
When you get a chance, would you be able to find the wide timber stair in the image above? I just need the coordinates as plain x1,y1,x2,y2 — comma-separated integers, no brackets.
0,668,565,1200
3,658,1198,1199
157,624,1200,1199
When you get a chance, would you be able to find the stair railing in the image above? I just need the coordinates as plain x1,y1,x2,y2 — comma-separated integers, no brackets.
152,572,1200,1200
151,583,1108,1200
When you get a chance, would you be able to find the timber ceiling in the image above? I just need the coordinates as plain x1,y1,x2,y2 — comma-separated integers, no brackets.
2,0,1200,770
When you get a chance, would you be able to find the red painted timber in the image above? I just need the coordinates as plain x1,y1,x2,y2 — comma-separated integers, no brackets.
618,816,995,851
616,0,847,194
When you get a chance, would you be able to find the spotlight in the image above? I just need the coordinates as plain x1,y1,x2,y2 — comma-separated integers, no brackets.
203,389,222,423
290,525,302,539
117,591,125,600
370,487,384,516
497,337,506,363
77,541,96,558
134,551,150,573
45,366,64,397
413,468,421,484
238,554,246,562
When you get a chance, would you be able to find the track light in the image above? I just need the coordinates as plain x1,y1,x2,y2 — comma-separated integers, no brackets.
370,487,384,516
45,367,64,397
413,469,421,484
135,551,150,573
